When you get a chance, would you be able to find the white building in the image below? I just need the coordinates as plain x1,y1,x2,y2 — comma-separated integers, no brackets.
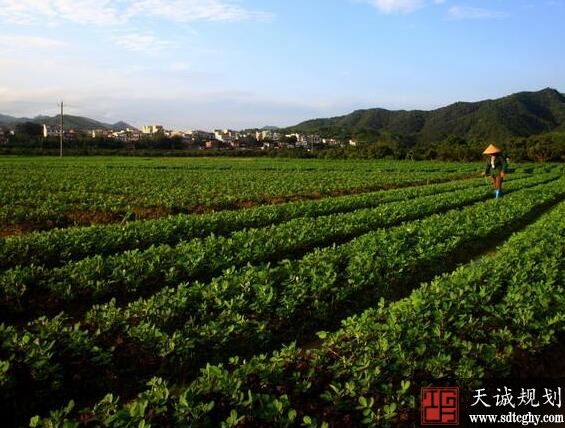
43,124,60,138
214,129,239,143
142,125,164,134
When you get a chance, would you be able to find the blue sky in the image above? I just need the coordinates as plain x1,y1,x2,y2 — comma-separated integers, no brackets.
0,0,564,130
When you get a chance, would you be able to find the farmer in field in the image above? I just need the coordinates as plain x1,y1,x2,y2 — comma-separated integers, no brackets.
482,144,508,199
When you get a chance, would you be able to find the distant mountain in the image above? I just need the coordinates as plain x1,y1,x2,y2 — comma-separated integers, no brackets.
0,113,136,131
288,88,565,143
0,114,31,124
112,121,135,130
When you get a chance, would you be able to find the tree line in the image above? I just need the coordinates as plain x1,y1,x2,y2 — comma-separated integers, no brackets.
1,121,563,162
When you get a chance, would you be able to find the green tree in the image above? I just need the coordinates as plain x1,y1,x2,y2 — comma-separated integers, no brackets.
15,121,43,137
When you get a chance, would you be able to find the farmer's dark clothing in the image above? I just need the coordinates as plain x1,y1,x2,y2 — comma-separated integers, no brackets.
484,155,508,177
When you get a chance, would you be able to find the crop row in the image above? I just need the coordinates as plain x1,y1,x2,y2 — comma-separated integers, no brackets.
0,177,493,319
81,180,565,365
2,181,563,426
0,158,481,231
2,173,522,271
81,182,564,366
30,196,565,427
0,174,556,322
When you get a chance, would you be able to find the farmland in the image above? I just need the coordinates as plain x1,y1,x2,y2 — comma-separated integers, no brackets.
0,156,563,427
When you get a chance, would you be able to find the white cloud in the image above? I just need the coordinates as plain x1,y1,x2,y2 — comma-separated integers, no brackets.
363,0,448,14
0,1,53,25
0,53,310,129
169,62,191,72
0,0,270,26
0,34,67,49
127,0,272,23
447,6,506,20
55,0,124,26
0,54,220,105
114,33,175,52
0,0,125,26
366,0,426,13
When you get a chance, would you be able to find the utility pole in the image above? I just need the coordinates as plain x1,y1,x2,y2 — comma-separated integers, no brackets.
59,101,64,158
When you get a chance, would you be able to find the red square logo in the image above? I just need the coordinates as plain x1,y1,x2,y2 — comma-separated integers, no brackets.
421,387,459,425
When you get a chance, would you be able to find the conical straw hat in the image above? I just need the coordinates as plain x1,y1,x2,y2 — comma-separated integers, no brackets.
482,144,502,155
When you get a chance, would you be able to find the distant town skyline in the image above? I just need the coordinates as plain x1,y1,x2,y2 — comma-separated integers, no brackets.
1,0,564,130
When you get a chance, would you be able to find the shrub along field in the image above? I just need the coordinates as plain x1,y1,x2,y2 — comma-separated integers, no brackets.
0,157,563,427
